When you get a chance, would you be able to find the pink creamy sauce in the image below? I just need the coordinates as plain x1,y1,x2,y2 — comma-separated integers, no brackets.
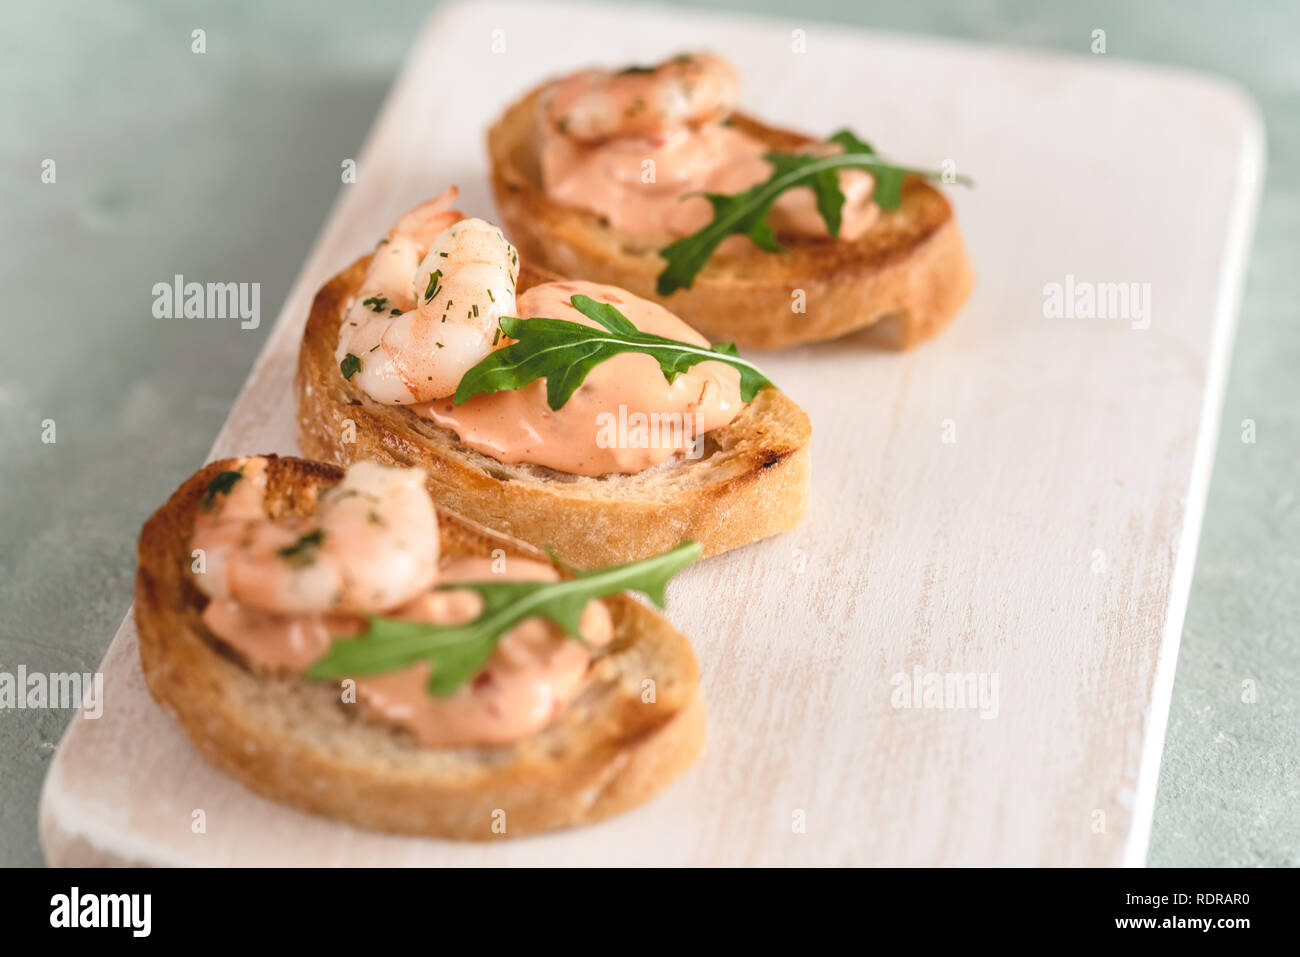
202,556,613,748
201,599,351,671
414,280,745,476
538,108,877,243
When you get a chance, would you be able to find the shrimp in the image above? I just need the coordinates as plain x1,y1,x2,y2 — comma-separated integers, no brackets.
336,194,520,404
191,458,439,616
542,52,740,143
346,187,466,322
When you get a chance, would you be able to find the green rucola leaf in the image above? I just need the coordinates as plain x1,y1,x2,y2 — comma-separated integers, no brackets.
812,166,846,238
452,295,775,410
656,127,972,296
305,540,702,697
826,129,875,154
559,295,640,335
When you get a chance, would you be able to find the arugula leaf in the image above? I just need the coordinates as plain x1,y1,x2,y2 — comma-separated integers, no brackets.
305,540,702,697
656,128,971,295
453,295,774,410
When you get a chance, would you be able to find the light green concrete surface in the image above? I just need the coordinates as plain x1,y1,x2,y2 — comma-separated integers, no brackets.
0,0,1294,867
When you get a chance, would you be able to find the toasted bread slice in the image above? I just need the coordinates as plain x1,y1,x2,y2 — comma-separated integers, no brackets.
135,455,705,840
296,258,811,568
488,86,974,350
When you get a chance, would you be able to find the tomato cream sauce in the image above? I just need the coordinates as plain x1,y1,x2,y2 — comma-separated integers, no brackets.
201,556,612,748
413,280,745,476
201,600,353,672
537,55,877,242
353,558,612,748
540,124,876,242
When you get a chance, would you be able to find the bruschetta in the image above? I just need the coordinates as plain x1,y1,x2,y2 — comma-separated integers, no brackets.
135,454,706,839
295,188,811,567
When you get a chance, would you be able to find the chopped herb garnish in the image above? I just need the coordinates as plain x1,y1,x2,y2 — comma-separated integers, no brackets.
340,353,361,379
200,470,243,510
423,269,443,302
362,295,388,313
278,528,324,566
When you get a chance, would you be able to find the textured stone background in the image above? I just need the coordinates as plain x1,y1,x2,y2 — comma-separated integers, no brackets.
0,0,1294,866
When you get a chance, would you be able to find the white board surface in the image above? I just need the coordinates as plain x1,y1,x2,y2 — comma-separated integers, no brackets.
40,0,1264,866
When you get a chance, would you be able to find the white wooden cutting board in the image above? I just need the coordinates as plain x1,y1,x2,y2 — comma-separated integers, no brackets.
40,0,1263,866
